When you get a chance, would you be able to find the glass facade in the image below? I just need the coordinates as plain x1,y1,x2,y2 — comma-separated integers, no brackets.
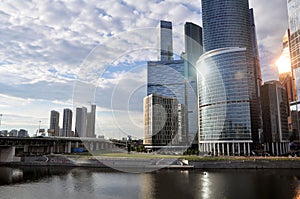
198,48,252,141
288,0,300,35
198,0,261,155
184,22,203,137
147,60,185,105
143,94,178,146
158,21,173,61
147,60,187,144
288,0,300,102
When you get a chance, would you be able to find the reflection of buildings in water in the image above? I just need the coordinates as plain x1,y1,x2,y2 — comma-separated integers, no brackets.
140,171,197,199
0,167,23,185
140,173,155,199
70,169,95,193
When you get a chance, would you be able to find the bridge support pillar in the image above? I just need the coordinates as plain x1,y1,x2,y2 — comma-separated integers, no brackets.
0,147,16,162
75,142,79,148
65,141,71,154
96,142,99,151
24,145,29,153
90,142,94,151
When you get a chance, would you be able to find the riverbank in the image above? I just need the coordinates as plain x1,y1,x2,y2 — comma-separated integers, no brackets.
2,155,300,170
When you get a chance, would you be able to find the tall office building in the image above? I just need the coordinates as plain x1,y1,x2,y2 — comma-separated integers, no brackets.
158,20,173,61
86,104,96,138
75,107,87,137
143,94,178,147
198,0,262,156
49,110,60,136
147,20,188,145
250,8,263,140
62,108,72,137
287,0,300,139
184,22,203,140
278,32,294,131
261,81,289,155
184,22,203,80
288,0,300,92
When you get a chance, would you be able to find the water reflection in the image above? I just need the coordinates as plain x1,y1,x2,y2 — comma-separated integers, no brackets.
1,167,300,199
201,172,211,199
0,167,23,185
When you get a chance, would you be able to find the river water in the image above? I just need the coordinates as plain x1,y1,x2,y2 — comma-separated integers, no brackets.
0,166,300,199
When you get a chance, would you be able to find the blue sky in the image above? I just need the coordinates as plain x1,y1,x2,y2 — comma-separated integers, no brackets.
0,0,289,138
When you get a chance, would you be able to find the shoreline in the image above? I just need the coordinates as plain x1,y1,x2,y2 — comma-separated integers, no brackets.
1,155,300,170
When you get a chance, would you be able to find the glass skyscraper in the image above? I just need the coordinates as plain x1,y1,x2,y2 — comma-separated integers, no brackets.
184,22,203,138
197,0,261,155
287,0,300,138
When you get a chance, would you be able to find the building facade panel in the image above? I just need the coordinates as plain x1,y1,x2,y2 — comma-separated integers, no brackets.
143,94,178,146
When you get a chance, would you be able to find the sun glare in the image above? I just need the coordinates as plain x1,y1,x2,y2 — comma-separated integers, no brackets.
276,47,291,74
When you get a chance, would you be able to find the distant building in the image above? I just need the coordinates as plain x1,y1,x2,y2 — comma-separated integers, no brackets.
62,108,72,137
9,129,18,137
158,20,173,61
0,130,8,137
18,129,28,137
75,107,87,137
261,81,289,155
86,104,96,138
280,71,294,131
143,94,178,147
49,110,60,136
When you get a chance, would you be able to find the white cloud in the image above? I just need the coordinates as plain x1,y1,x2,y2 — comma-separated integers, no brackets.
0,0,289,137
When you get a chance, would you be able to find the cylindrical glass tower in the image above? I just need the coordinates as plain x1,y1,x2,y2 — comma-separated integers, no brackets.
197,0,261,156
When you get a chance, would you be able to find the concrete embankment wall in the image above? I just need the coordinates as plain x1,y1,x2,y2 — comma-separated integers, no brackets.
190,160,300,169
2,156,300,170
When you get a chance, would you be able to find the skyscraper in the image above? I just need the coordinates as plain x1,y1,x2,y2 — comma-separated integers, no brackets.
86,104,96,138
198,0,261,156
184,22,203,80
75,107,87,137
184,22,203,140
62,108,72,137
49,110,59,136
288,0,300,83
261,81,289,155
158,20,173,61
278,32,294,131
287,0,300,138
147,20,188,145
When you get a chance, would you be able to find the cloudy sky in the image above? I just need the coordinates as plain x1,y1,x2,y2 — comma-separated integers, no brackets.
0,0,289,138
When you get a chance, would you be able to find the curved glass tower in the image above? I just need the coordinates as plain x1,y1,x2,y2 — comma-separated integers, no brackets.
198,0,261,156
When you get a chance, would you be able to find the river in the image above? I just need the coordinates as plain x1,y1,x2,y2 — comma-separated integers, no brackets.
0,166,299,199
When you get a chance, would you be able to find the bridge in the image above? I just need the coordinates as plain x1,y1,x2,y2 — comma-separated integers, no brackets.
0,137,117,162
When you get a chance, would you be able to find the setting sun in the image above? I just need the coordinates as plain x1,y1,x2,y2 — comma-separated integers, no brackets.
276,47,292,74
